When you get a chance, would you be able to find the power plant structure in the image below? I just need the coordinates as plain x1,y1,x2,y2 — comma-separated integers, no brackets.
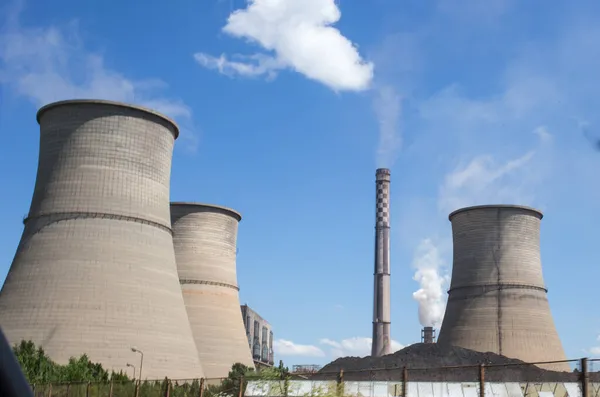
241,304,274,368
0,100,204,379
171,203,255,379
437,205,569,371
421,327,436,344
372,168,392,357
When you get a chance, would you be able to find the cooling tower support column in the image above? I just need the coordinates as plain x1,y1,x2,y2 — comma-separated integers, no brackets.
437,205,569,371
0,100,204,379
372,168,392,357
171,203,255,378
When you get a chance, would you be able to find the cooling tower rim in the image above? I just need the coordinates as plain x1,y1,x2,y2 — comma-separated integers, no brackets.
36,99,180,139
170,202,242,222
448,204,543,221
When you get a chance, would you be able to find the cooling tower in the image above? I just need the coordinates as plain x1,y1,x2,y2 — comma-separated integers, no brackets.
0,100,204,379
437,205,569,371
372,168,391,357
171,203,255,378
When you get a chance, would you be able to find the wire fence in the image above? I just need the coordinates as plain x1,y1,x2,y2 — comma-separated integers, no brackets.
28,359,600,397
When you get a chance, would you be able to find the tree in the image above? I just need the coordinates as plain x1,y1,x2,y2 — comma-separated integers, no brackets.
12,340,131,384
205,363,254,397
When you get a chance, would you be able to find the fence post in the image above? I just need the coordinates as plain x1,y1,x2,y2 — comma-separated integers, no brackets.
239,376,245,397
109,379,114,397
47,384,52,397
86,382,91,397
199,378,205,397
479,364,485,397
336,369,345,397
581,358,589,397
402,367,408,397
163,378,171,397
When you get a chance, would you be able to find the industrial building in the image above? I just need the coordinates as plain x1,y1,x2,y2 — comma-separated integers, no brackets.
437,205,569,371
0,100,204,379
241,304,274,368
171,203,255,379
372,168,392,357
0,99,576,383
421,327,436,344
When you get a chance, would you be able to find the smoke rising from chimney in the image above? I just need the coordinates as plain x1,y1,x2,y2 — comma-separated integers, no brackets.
373,85,402,168
411,238,448,328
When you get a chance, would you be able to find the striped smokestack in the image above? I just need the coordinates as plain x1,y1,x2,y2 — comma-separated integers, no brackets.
372,168,391,357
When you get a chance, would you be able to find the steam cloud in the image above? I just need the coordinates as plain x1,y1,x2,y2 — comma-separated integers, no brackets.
411,239,448,328
373,85,402,168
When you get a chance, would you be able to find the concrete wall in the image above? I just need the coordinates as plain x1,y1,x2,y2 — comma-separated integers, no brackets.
171,203,255,379
437,205,568,371
246,380,586,397
0,100,204,379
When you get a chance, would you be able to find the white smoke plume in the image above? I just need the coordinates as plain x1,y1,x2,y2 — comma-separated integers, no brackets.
411,239,449,328
373,85,402,168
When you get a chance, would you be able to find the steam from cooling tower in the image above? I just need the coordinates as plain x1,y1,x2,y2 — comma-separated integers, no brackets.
411,239,448,328
373,85,402,168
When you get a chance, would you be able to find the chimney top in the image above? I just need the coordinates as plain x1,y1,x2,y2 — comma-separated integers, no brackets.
422,327,436,344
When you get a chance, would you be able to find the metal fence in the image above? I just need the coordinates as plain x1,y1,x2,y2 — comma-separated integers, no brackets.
31,378,216,397
28,358,600,397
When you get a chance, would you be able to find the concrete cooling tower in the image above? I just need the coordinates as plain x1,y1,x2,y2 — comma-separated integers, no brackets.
171,203,255,379
0,100,204,379
437,205,569,371
372,168,391,357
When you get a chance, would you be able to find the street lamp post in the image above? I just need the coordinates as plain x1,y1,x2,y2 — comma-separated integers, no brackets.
131,348,144,383
126,363,136,380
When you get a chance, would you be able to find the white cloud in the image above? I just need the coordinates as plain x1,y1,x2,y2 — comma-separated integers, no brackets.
0,3,198,151
194,0,373,92
438,150,537,215
273,339,325,357
533,126,552,144
411,239,449,328
319,337,404,359
589,335,600,356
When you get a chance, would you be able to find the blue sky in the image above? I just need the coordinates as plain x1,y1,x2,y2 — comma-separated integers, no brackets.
1,0,600,367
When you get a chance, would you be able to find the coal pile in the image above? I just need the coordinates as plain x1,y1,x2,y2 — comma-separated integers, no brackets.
312,344,588,382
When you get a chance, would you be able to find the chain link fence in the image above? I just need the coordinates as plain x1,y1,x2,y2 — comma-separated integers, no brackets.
28,358,600,397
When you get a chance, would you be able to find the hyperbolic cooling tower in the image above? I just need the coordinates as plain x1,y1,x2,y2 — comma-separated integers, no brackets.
372,168,391,357
0,99,204,379
437,205,569,371
170,203,255,379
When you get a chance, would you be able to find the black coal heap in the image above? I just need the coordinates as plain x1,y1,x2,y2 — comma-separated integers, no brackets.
312,343,586,382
